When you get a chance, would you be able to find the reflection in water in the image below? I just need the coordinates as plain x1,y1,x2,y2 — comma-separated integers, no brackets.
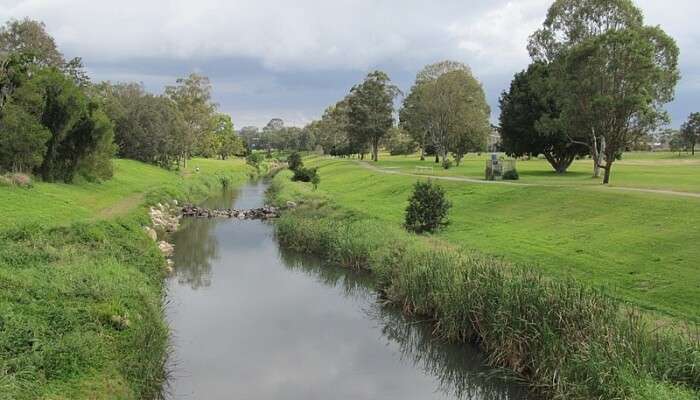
170,189,239,290
166,182,528,400
279,248,526,400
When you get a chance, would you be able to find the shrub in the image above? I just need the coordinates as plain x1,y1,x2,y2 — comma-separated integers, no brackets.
287,152,303,171
404,180,451,233
0,173,33,188
292,167,319,184
503,169,519,180
246,152,264,170
442,159,453,170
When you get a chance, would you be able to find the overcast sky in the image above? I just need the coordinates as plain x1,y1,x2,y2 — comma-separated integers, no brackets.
1,0,698,128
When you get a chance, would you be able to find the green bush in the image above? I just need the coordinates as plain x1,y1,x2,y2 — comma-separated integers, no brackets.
287,152,303,171
503,169,519,180
246,152,264,170
404,180,451,234
292,167,319,184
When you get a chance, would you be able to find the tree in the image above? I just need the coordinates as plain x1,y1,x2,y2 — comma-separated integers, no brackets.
404,180,451,234
560,26,679,184
212,114,243,159
400,61,473,162
0,18,64,68
680,113,699,156
528,0,647,177
347,71,399,162
419,69,490,166
499,62,588,173
385,127,417,156
287,152,303,171
95,82,187,168
165,73,217,164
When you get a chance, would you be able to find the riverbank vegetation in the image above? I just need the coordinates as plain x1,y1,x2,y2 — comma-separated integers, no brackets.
268,169,700,399
0,158,253,399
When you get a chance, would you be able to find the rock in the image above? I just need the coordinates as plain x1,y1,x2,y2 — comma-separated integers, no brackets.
286,201,297,209
144,226,158,241
158,241,174,257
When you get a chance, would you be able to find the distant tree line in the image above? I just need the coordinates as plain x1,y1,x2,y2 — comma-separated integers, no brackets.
0,18,245,182
499,0,682,183
271,62,491,167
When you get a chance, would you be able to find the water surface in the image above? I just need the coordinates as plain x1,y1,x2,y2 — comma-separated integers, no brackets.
166,181,528,400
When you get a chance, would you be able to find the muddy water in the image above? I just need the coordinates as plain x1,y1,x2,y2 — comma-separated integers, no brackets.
166,181,528,400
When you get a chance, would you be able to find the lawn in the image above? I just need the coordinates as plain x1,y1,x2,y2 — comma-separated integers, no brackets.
371,151,700,194
0,157,249,229
305,155,700,321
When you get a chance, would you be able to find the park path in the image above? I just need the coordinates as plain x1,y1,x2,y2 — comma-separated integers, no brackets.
357,161,700,199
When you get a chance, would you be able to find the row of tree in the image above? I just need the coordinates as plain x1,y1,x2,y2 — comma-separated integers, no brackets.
0,18,245,182
299,62,491,167
499,0,682,183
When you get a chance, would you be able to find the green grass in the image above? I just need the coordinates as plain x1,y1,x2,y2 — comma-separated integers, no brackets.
0,158,253,399
372,151,700,193
0,158,252,229
299,156,700,322
267,171,700,400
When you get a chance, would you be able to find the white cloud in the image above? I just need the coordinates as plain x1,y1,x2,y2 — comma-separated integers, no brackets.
1,0,697,126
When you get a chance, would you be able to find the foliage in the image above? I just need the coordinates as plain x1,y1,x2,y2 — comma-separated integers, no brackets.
287,152,303,171
385,127,417,156
404,180,451,233
246,152,265,171
528,0,680,184
680,113,699,155
503,169,520,180
269,169,700,400
499,62,588,173
347,70,399,161
291,166,319,184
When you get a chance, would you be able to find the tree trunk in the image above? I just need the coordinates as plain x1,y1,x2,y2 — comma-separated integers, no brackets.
419,146,425,161
591,134,605,178
435,153,439,163
372,139,379,162
602,160,613,184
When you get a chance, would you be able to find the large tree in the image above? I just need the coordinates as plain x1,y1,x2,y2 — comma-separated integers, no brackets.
560,26,679,184
400,61,473,162
499,62,588,173
347,71,399,162
165,73,217,164
419,68,490,166
680,113,699,156
528,0,647,178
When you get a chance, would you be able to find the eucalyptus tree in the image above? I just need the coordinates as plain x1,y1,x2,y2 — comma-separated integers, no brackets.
400,61,473,162
680,113,700,155
419,68,490,166
165,73,218,165
529,0,679,183
347,71,399,162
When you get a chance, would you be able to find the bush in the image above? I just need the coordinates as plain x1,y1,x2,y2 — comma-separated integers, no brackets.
246,152,264,170
503,169,519,180
404,180,451,234
292,167,319,184
442,159,453,170
0,173,33,188
287,152,303,171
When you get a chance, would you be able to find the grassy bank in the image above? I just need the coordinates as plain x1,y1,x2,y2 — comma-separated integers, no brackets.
267,170,700,399
296,157,700,321
0,158,253,400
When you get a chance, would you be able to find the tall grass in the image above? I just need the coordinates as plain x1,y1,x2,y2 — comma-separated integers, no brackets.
269,173,700,399
0,163,253,399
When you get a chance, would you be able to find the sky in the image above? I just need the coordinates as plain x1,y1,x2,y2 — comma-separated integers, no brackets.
1,0,698,128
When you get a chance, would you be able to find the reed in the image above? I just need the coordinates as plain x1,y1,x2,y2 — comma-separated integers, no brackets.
269,172,700,400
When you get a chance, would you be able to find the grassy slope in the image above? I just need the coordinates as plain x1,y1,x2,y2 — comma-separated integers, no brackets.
305,156,700,321
268,170,699,400
374,152,700,193
0,158,253,400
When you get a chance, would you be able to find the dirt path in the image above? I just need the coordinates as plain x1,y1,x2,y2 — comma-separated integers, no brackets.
357,161,700,199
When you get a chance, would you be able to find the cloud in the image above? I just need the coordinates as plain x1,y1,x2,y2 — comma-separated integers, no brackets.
1,0,697,126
